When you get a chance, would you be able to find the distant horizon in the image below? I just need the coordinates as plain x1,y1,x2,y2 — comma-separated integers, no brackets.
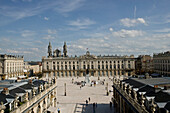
0,0,169,61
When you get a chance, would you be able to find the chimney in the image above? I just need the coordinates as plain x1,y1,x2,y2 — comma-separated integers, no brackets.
29,80,33,84
2,88,9,95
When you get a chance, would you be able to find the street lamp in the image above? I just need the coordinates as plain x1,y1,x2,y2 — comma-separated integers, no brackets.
106,83,109,96
64,83,66,96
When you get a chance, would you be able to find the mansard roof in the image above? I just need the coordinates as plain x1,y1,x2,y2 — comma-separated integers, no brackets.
122,79,145,88
154,91,170,102
9,87,26,97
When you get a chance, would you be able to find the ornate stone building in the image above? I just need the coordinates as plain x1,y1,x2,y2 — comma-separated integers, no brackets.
0,78,57,113
112,76,170,113
153,51,170,76
42,42,136,77
0,54,24,80
136,55,154,74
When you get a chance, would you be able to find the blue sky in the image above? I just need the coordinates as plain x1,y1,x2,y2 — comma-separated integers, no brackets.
0,0,170,61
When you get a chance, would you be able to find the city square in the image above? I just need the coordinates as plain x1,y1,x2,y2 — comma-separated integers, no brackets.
0,0,170,113
54,77,115,113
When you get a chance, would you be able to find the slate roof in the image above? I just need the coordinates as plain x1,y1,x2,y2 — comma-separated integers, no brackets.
0,93,8,103
154,91,170,102
122,79,145,88
33,80,46,87
9,87,26,97
20,83,35,90
164,102,170,111
132,77,170,85
0,93,15,104
137,85,156,93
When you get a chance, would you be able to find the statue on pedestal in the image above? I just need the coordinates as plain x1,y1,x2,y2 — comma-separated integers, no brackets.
85,69,90,84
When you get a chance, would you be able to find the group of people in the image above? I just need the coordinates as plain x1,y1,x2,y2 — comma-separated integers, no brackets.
85,97,98,113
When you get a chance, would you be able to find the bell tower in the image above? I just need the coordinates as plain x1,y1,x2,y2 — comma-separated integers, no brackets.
63,42,67,57
48,42,52,57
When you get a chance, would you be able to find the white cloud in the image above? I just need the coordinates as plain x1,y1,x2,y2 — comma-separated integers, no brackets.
44,17,49,21
21,30,35,37
68,18,96,30
68,18,95,26
55,0,85,13
120,18,147,27
43,35,55,40
0,0,84,20
153,28,170,33
47,29,57,34
112,29,145,38
109,28,113,32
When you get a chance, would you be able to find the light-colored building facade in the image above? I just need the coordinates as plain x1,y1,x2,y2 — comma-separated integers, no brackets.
0,54,24,80
153,51,170,76
136,55,154,74
42,42,136,78
24,62,42,76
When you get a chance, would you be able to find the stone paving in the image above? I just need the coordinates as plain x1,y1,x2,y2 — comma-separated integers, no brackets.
55,76,116,113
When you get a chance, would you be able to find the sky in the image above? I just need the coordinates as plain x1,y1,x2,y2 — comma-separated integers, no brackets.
0,0,170,61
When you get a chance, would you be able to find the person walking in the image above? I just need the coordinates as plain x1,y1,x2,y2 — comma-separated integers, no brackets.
57,108,60,113
93,103,96,113
110,101,112,109
86,100,88,106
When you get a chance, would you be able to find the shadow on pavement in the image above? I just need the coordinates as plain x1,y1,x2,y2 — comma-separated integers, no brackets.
74,103,116,113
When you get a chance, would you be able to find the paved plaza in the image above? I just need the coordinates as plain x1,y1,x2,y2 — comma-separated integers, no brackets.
54,76,116,113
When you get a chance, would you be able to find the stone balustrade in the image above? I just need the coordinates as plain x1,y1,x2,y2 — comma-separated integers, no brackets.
11,81,57,113
113,79,149,113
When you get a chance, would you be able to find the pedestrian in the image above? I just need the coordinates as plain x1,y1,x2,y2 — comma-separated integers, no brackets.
57,108,60,113
93,103,96,113
93,103,95,109
110,101,112,109
86,100,88,106
80,86,81,90
88,97,90,102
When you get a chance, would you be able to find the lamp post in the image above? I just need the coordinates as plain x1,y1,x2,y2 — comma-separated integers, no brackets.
106,83,109,96
64,83,66,96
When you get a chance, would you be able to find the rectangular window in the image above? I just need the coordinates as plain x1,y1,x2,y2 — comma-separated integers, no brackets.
91,65,94,69
102,65,104,70
110,65,112,69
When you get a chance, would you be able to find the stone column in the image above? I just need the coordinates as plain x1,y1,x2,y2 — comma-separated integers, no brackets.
141,93,145,107
150,99,157,113
0,102,6,113
33,88,36,97
54,98,57,107
14,98,18,109
128,86,132,97
133,90,137,101
25,92,29,101
39,85,42,93
124,84,127,93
